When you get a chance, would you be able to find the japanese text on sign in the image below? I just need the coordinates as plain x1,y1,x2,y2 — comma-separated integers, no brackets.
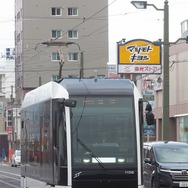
127,45,153,63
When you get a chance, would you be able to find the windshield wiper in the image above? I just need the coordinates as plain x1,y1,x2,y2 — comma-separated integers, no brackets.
77,138,105,169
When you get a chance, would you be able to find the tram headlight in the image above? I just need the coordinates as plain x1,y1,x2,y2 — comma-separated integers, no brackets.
83,158,91,163
83,152,91,163
117,158,125,163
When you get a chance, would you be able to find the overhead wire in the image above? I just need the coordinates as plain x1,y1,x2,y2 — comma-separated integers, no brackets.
3,0,187,82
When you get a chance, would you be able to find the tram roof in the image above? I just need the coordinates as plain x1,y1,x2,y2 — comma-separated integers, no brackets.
59,78,134,96
22,78,136,108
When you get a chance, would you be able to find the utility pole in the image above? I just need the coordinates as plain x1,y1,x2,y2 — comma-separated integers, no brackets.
162,0,169,140
131,0,169,141
80,51,84,79
11,85,14,152
58,47,65,79
39,76,41,86
41,41,83,79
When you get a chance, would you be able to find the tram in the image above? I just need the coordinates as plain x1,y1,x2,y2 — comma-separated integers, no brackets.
21,78,144,188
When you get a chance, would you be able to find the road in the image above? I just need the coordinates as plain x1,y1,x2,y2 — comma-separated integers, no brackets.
0,162,21,188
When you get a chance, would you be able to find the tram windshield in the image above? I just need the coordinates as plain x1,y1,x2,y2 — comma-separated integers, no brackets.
71,96,137,167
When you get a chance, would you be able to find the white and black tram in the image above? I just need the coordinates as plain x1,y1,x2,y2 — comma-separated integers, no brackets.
21,78,144,188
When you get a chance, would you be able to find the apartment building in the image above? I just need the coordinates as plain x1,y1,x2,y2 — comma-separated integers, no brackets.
15,0,109,103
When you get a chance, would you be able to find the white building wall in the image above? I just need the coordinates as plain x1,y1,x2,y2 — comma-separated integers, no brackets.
0,48,16,136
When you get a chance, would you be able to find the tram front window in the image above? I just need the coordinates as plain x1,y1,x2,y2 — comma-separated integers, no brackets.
71,96,137,166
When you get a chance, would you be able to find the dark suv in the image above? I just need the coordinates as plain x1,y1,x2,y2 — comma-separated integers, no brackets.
143,141,188,188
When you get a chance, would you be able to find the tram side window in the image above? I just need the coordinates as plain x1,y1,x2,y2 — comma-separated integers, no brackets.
28,104,40,164
43,101,50,152
58,105,67,166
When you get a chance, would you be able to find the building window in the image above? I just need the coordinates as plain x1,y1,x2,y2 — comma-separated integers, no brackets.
51,52,60,61
51,30,62,39
68,30,78,39
181,20,188,34
51,8,62,16
179,116,188,142
68,8,78,16
51,75,59,81
68,53,78,61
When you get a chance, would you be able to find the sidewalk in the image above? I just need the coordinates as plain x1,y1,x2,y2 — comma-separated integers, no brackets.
0,157,9,165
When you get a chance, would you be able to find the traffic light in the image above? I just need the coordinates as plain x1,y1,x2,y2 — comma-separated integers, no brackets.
7,110,12,126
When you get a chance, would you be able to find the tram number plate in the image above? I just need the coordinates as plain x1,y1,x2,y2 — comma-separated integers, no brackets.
179,182,188,187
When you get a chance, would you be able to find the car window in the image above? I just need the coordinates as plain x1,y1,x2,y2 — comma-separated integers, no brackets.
144,146,155,163
148,148,155,163
143,147,148,158
155,147,188,163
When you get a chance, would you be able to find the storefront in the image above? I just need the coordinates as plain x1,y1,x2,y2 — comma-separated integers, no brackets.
174,114,188,143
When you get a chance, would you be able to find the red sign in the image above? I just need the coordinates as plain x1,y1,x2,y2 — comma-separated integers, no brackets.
6,126,12,133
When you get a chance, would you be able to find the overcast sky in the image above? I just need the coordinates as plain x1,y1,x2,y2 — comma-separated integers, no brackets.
1,0,188,62
0,0,14,53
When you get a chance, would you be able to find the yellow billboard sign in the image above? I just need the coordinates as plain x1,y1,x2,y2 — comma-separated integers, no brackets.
117,39,161,74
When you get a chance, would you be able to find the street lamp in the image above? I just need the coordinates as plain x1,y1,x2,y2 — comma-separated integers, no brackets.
131,0,169,140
